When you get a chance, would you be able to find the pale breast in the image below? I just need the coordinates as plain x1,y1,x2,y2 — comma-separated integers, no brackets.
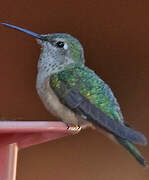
36,74,80,126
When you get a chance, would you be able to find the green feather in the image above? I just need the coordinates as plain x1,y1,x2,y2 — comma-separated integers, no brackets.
50,64,123,123
116,136,147,167
66,40,83,64
50,63,147,167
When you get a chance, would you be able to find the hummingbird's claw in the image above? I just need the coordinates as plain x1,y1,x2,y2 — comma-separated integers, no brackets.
67,125,82,134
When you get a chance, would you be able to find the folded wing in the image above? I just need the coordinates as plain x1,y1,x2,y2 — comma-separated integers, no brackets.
50,65,147,145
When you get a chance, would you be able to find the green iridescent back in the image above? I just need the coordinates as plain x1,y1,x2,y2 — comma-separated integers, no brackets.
50,64,124,123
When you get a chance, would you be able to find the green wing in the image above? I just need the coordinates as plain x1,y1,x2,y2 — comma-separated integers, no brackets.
51,64,123,121
50,64,147,145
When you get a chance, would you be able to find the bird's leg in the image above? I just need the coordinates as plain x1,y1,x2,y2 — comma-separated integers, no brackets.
56,118,81,134
67,124,82,134
67,125,81,131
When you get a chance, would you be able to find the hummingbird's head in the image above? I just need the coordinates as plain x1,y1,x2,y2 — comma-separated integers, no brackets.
37,33,85,65
1,23,85,73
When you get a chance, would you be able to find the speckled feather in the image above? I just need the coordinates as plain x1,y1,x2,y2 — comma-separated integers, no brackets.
1,23,147,166
50,64,147,166
50,64,147,145
50,64,123,122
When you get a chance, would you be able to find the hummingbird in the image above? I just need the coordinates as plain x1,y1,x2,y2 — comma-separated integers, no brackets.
1,23,148,167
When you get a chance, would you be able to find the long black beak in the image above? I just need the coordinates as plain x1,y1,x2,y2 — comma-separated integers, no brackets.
1,22,47,41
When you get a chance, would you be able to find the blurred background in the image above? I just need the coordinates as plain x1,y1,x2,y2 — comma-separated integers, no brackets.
0,0,149,179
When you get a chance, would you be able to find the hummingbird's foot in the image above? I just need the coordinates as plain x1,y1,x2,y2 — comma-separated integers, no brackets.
67,125,81,134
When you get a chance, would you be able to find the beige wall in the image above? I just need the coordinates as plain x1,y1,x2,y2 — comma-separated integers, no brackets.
0,0,149,179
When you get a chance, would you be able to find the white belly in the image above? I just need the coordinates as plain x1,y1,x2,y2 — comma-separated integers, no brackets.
36,72,92,129
36,74,80,125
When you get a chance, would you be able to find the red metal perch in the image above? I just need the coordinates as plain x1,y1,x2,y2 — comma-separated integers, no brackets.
0,121,74,180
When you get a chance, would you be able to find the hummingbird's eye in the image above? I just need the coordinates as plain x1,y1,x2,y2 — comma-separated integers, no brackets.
56,41,65,48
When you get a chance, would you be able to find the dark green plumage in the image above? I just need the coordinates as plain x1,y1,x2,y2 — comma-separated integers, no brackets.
2,23,147,167
116,136,147,167
50,63,147,167
50,64,123,122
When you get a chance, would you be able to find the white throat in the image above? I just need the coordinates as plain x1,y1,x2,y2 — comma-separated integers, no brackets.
36,46,73,93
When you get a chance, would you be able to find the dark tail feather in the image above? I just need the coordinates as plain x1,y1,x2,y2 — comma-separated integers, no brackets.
115,136,148,167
